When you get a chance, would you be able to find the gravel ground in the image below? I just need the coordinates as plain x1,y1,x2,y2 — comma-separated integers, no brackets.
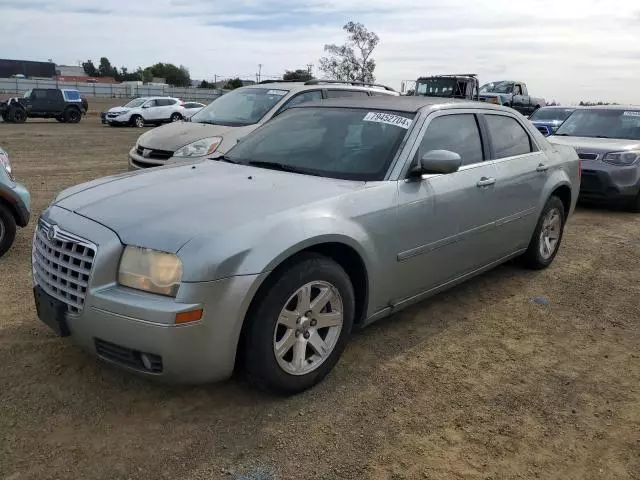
0,117,638,480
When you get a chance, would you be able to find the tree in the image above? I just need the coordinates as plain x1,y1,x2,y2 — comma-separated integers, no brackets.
82,59,98,77
319,21,379,83
98,57,118,78
142,63,191,87
199,80,211,88
223,78,243,90
283,69,314,82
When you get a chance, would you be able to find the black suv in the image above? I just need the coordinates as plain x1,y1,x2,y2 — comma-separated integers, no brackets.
0,88,88,123
413,74,480,100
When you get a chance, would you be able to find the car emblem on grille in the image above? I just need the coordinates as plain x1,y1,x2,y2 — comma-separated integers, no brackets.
142,148,152,158
46,225,58,241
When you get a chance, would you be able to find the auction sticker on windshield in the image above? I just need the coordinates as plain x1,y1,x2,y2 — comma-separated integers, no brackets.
364,112,413,129
267,90,288,96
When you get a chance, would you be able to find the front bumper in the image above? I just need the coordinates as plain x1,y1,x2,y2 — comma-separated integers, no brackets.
579,162,640,203
128,147,168,170
34,206,266,384
106,116,130,125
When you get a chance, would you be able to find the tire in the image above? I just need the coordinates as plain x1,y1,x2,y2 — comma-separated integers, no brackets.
1,113,7,122
63,107,81,123
628,192,640,213
0,203,17,258
11,107,27,123
244,253,355,395
131,115,145,128
521,196,566,269
170,112,182,122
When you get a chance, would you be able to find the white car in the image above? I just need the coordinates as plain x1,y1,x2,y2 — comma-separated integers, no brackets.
182,101,206,118
105,97,185,128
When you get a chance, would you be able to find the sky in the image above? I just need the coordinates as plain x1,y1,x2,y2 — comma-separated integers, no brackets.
1,0,639,105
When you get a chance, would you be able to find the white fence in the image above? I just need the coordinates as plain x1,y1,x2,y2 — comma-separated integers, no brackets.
0,77,225,102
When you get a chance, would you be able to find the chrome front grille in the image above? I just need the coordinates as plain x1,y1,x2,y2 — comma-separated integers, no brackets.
32,220,96,314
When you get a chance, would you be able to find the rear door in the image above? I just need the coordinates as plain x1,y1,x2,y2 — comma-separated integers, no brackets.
482,113,548,253
46,89,63,113
156,98,175,120
393,110,503,300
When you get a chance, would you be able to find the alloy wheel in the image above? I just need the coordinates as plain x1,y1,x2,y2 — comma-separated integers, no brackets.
539,207,562,260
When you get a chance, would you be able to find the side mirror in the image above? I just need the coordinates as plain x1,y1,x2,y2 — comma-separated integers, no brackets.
142,104,150,109
411,150,462,177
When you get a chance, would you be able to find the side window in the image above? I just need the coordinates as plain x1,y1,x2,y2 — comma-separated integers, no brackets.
157,99,172,106
285,90,323,109
514,85,523,95
484,115,532,159
34,90,47,100
418,114,484,166
46,90,60,101
63,90,81,101
369,91,392,96
326,90,368,98
144,100,158,108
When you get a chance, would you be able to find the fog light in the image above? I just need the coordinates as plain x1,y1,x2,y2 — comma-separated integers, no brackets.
140,353,152,371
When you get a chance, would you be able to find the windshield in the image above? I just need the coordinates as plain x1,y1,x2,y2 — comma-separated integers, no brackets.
191,87,289,126
225,107,414,181
555,109,640,140
23,90,32,98
415,78,457,97
124,98,147,108
529,108,574,122
480,82,514,94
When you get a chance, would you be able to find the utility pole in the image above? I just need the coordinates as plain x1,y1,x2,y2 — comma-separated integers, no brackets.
306,64,314,77
257,64,263,83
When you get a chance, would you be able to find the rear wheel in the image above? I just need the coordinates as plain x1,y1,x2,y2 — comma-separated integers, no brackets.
521,196,566,269
0,203,17,258
131,115,145,128
170,112,182,122
244,254,355,395
64,107,81,123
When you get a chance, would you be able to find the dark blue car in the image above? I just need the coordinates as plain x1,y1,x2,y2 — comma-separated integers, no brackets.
528,106,576,136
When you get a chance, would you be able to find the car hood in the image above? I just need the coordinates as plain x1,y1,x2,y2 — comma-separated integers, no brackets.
107,106,130,114
547,136,640,153
136,121,254,151
54,162,362,253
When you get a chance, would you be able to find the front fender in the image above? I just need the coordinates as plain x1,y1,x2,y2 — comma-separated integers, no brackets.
178,214,378,283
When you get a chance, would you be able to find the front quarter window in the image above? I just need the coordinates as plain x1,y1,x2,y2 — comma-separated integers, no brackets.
225,107,414,180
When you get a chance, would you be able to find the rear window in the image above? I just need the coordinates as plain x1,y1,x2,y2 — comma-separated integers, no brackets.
529,108,574,122
226,107,414,181
485,114,533,158
63,90,81,102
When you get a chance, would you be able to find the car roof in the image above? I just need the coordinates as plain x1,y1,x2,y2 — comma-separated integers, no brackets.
536,105,575,109
288,95,511,114
577,104,640,110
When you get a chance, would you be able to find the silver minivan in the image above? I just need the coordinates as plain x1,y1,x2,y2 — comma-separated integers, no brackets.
128,80,398,169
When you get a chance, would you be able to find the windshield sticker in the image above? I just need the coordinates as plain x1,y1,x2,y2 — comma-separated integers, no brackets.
363,112,413,129
266,89,288,96
623,111,640,117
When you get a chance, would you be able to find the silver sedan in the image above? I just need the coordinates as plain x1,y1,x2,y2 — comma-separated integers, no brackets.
32,97,580,394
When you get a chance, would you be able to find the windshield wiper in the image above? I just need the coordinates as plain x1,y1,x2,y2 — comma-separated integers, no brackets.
248,161,321,176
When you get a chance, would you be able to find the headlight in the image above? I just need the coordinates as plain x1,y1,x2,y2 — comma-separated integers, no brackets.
173,137,222,158
118,246,183,297
602,150,640,166
0,149,14,181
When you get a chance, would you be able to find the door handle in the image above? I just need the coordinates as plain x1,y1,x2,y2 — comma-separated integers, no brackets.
536,163,549,172
476,177,496,188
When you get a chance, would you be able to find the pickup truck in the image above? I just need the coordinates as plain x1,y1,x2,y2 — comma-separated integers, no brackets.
479,81,545,116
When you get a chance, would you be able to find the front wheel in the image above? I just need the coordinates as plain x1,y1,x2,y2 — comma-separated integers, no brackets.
131,115,145,128
10,107,27,123
521,196,566,269
244,254,355,395
0,203,17,258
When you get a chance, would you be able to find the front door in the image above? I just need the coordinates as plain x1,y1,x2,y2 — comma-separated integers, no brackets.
142,99,160,120
393,111,502,301
29,90,49,114
482,113,548,253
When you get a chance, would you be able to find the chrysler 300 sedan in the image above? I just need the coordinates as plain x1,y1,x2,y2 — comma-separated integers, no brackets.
33,97,580,394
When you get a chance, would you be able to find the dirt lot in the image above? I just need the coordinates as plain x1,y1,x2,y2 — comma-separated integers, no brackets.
0,118,638,480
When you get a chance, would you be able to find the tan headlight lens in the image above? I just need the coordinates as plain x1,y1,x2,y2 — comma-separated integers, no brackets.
119,246,183,297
